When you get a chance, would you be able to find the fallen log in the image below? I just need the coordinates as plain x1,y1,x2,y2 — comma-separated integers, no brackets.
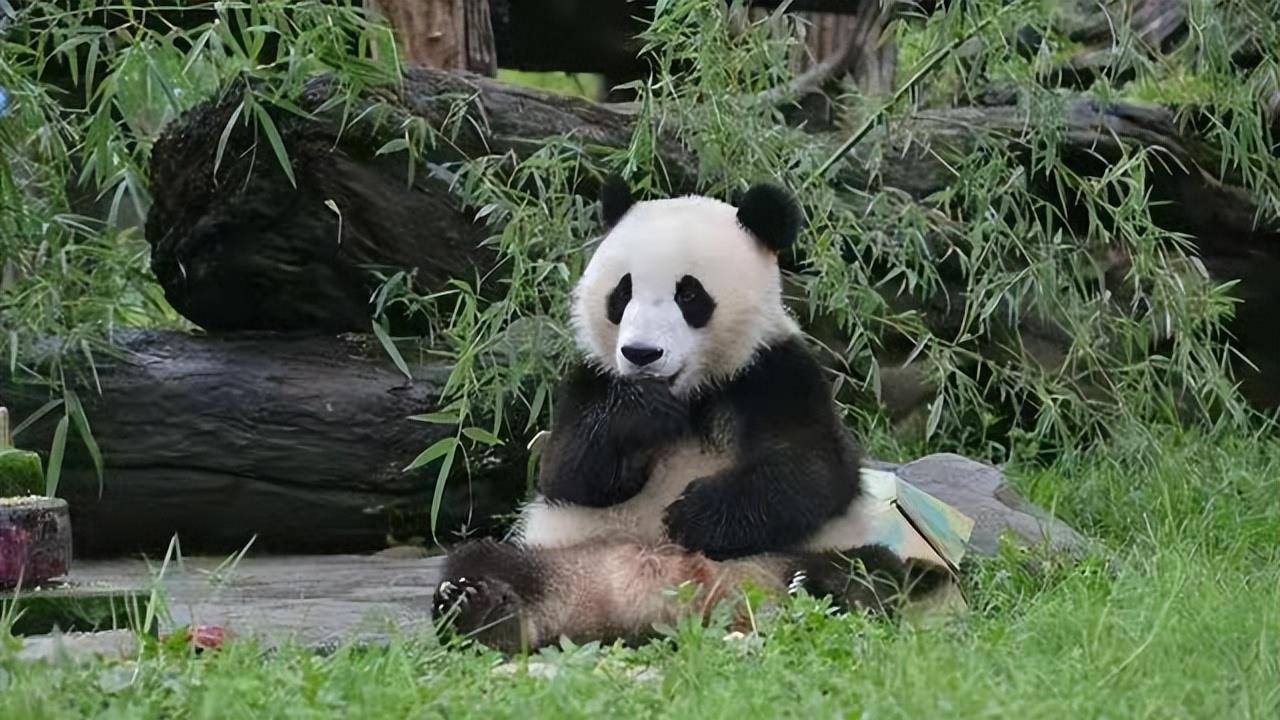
884,99,1277,243
0,331,526,557
149,69,1278,331
145,69,682,333
146,70,1280,386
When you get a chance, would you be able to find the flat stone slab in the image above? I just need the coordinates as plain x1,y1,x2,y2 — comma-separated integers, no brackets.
42,553,446,648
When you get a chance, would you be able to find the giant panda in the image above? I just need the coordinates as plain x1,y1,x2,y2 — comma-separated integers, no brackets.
432,177,950,652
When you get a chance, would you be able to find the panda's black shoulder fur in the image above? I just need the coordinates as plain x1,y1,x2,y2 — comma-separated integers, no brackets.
599,175,635,228
715,335,846,435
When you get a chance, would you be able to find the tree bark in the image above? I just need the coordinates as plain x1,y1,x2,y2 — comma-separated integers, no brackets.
1,331,526,557
792,6,896,95
1033,0,1188,89
775,5,896,128
366,0,496,75
144,68,690,333
487,0,932,86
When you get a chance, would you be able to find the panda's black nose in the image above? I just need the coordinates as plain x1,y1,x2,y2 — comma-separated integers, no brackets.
621,345,664,367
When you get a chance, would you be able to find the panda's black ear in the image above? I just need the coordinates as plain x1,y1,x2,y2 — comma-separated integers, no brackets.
736,183,800,253
600,174,635,228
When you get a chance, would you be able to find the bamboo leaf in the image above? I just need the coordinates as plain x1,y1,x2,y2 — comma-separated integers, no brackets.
926,394,945,441
375,137,410,156
13,399,64,438
408,412,461,425
525,383,549,432
462,427,503,446
403,436,457,472
372,319,412,381
45,414,70,498
214,100,246,178
428,441,458,540
253,102,296,187
66,390,104,496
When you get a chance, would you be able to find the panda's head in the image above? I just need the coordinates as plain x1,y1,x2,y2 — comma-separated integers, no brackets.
571,177,802,396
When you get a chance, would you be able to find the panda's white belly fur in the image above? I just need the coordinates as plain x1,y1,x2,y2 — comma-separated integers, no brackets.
516,439,728,548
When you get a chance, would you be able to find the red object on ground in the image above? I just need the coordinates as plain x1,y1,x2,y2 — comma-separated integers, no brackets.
188,625,228,650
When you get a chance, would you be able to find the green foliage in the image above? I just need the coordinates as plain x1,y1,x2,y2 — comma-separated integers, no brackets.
0,447,44,497
382,0,1275,511
1,0,400,371
0,0,400,493
2,0,1277,520
495,70,604,99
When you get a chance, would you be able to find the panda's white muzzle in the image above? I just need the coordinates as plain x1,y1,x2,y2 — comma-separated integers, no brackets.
615,299,696,383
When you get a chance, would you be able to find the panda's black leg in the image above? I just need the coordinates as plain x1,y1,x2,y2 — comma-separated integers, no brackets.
432,539,547,652
786,544,950,615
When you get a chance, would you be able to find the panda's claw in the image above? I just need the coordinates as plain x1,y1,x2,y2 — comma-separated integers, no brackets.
788,571,808,596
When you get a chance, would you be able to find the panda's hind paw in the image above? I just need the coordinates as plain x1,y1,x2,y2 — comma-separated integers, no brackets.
433,575,523,646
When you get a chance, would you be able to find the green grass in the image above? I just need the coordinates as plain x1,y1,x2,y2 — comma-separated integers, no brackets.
496,70,606,99
2,427,1278,718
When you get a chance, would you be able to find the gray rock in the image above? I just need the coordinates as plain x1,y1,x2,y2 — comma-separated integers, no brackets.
894,453,1089,557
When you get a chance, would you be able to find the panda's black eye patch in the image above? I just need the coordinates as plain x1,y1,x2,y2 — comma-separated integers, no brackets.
675,275,715,328
606,273,632,325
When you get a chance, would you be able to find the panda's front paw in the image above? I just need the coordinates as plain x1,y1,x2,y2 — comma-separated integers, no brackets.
663,480,736,559
610,378,690,446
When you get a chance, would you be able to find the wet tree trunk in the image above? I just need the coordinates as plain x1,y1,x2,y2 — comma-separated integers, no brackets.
366,0,496,75
778,5,897,128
